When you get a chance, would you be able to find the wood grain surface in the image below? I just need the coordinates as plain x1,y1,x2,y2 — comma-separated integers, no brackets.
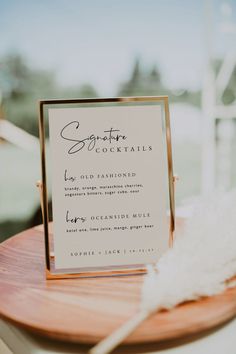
0,221,236,345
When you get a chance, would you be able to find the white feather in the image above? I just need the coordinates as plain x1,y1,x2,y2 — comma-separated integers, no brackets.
141,190,236,313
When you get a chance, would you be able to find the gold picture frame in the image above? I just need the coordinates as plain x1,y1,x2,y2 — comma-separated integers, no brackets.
38,96,175,279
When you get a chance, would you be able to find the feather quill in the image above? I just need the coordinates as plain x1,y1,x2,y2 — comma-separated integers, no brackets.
89,191,236,354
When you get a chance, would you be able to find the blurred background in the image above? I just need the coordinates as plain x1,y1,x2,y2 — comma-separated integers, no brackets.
0,0,236,241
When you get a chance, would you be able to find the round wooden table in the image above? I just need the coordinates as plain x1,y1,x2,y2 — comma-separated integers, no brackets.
0,223,236,352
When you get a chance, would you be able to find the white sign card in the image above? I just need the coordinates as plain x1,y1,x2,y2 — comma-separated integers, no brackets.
40,98,174,276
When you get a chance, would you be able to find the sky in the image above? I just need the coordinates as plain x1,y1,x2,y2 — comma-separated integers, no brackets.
0,0,236,95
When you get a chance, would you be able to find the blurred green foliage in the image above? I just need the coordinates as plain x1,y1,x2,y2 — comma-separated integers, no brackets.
0,54,201,138
0,53,98,137
118,58,201,106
